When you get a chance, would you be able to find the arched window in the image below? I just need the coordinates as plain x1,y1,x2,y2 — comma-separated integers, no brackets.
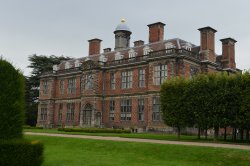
183,42,192,51
115,52,123,61
99,54,107,62
65,62,70,69
143,46,152,55
74,60,82,68
128,49,137,59
165,42,176,53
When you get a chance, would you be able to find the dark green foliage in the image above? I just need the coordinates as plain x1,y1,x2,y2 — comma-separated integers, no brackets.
161,77,193,139
58,128,131,133
0,59,25,139
0,139,43,166
25,54,71,126
23,125,43,129
161,71,250,141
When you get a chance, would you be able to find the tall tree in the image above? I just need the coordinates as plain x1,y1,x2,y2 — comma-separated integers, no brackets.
26,54,71,126
161,77,193,140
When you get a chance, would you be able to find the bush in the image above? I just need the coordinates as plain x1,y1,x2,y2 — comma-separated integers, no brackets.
0,59,25,139
23,125,43,129
0,139,43,166
58,128,131,133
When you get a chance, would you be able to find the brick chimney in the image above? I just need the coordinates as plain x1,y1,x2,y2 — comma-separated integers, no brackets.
134,40,144,47
147,22,165,43
198,26,217,62
88,38,102,56
220,38,237,69
103,48,111,53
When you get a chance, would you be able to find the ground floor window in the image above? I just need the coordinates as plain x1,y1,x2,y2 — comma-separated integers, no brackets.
121,99,132,121
58,103,63,122
152,97,161,121
40,104,48,121
109,100,115,121
138,99,144,121
66,103,75,121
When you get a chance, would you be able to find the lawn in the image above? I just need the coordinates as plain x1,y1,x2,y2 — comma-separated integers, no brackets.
26,135,250,166
24,128,250,145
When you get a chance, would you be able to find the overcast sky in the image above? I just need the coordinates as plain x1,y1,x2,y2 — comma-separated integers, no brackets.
1,0,249,76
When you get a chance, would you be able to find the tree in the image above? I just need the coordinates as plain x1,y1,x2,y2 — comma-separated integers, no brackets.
26,54,71,126
0,59,25,139
161,77,193,140
187,74,211,139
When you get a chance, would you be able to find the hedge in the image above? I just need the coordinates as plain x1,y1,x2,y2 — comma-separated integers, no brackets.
58,128,131,133
0,139,43,166
23,125,43,129
0,59,25,139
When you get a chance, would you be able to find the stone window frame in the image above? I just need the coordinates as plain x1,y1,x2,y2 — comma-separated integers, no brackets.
138,68,145,88
120,99,132,121
59,79,64,94
110,72,116,90
40,104,48,121
84,74,94,90
138,98,144,121
66,103,75,121
153,64,168,85
152,97,161,121
165,42,176,53
143,46,152,55
128,49,137,59
68,77,76,94
109,100,115,121
42,80,48,94
58,103,63,122
121,70,133,89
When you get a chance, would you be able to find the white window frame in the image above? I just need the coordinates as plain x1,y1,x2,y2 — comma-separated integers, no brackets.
121,71,133,89
154,64,168,85
143,46,152,55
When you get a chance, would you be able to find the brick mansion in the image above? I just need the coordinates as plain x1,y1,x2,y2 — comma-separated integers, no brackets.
37,20,238,131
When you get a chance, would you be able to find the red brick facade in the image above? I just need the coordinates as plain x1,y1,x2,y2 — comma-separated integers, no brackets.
37,21,238,131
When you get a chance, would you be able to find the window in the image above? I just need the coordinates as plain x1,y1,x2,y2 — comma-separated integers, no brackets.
143,46,152,55
74,60,81,68
138,69,145,87
109,100,115,121
138,99,144,121
165,42,175,53
128,49,137,59
68,78,76,94
85,74,94,90
59,80,64,94
183,42,192,51
66,103,75,121
115,52,123,61
65,62,70,69
42,80,48,94
40,104,47,121
110,72,115,90
190,66,199,78
120,99,132,121
152,97,161,121
154,64,168,85
121,71,132,89
58,103,63,122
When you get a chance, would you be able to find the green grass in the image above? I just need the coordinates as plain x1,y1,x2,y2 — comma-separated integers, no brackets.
24,128,250,145
26,135,250,166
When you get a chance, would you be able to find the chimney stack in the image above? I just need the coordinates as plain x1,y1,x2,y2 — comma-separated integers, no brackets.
147,22,165,43
198,26,217,62
88,38,102,56
103,48,111,53
134,40,144,47
220,38,237,69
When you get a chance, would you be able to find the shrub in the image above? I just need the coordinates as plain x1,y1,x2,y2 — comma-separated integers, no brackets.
58,128,131,133
0,59,25,139
0,139,43,166
23,125,43,129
